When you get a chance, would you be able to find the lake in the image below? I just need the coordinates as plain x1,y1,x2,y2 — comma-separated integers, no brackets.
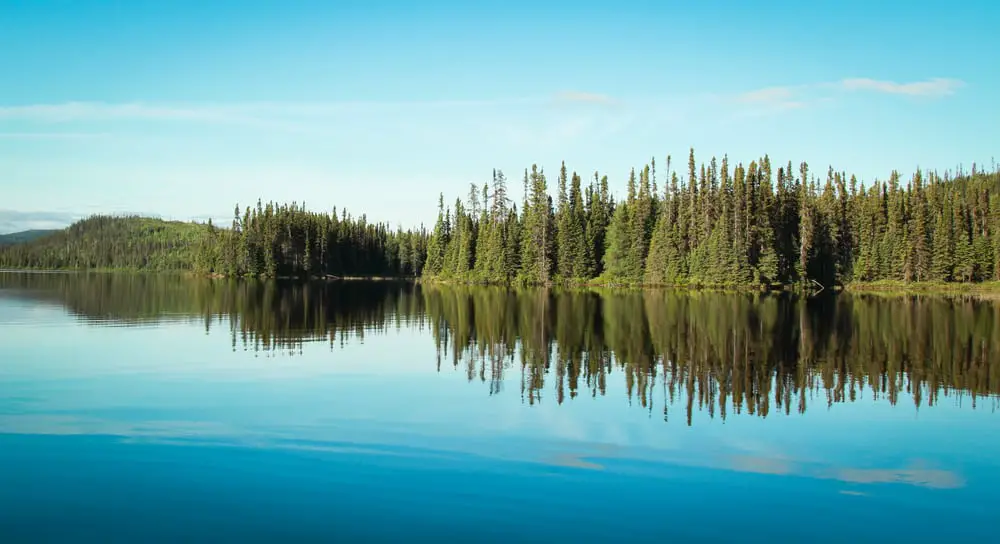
0,272,997,542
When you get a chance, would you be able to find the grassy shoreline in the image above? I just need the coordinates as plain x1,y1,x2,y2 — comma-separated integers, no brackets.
843,280,1000,296
5,268,1000,296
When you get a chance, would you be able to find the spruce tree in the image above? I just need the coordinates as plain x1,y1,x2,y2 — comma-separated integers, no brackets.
931,210,954,281
993,193,1000,281
797,162,814,283
908,170,932,281
627,165,654,281
556,161,572,280
519,165,555,284
423,195,448,277
568,172,589,279
602,203,630,280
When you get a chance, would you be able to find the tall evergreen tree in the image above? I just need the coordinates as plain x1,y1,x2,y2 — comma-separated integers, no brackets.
424,194,450,277
519,165,555,284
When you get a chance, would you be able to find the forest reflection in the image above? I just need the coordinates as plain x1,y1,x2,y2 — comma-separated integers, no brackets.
3,272,999,422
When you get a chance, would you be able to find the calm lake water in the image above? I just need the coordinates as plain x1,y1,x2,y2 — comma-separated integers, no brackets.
1,272,998,542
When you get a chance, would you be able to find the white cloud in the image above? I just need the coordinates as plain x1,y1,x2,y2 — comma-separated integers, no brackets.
731,84,813,118
732,76,965,118
839,77,965,96
0,77,964,130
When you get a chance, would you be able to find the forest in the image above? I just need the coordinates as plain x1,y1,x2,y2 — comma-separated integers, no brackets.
424,150,1000,287
2,148,999,287
0,205,427,278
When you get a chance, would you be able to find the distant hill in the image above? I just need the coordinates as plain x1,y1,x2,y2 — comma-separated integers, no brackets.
0,229,59,246
0,215,212,271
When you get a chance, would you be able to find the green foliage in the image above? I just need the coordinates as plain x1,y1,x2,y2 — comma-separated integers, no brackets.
0,205,426,279
5,149,999,288
424,194,450,277
433,154,998,287
0,215,209,271
214,201,423,278
601,202,630,281
585,174,611,277
555,169,589,281
518,165,556,284
931,211,954,281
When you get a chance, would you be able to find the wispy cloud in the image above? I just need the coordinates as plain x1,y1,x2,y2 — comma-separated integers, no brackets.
0,77,962,128
732,76,965,117
0,101,320,136
0,102,241,123
0,98,541,124
552,91,618,106
0,131,110,140
839,77,965,97
0,92,620,126
732,84,812,117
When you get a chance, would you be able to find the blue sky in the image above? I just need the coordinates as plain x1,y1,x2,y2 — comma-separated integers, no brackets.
1,0,998,233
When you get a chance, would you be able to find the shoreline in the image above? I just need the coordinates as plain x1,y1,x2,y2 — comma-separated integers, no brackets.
5,268,1000,296
843,280,1000,296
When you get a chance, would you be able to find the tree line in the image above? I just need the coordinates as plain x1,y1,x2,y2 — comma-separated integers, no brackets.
196,201,427,278
3,148,999,286
423,150,1000,286
0,203,428,278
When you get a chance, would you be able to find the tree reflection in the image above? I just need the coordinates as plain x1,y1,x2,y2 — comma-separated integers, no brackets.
3,272,998,422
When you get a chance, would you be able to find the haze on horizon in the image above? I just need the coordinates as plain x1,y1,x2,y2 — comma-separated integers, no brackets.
1,0,998,234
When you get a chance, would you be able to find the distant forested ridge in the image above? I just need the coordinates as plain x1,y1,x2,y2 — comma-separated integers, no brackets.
2,148,999,286
0,216,207,271
0,229,59,246
0,204,426,278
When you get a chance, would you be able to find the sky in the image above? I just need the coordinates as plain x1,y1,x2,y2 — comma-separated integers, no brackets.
1,0,998,233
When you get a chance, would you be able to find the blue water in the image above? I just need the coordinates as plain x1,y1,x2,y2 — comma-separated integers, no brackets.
0,276,998,542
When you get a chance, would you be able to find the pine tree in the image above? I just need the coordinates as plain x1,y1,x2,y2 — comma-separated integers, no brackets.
423,194,450,277
954,203,975,282
480,169,512,282
908,170,932,281
931,210,954,281
568,171,590,279
474,182,492,281
992,193,1000,281
602,203,630,280
797,162,814,283
519,165,555,284
586,173,611,276
556,161,573,280
627,165,654,281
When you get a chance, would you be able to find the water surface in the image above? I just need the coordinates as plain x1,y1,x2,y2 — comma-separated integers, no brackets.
1,272,998,542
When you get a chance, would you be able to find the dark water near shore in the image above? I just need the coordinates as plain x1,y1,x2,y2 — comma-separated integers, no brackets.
1,272,998,542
